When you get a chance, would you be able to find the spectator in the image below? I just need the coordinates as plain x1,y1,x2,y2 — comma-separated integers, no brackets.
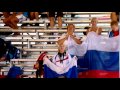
3,12,11,19
43,44,78,78
1,12,13,35
109,21,119,37
87,17,102,35
48,12,63,29
47,12,63,44
3,12,28,35
29,12,39,26
57,24,82,57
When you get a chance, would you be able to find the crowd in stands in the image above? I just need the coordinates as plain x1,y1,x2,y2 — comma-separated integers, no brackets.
0,12,119,78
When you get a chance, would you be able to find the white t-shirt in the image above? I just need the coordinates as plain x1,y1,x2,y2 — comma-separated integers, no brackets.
52,53,72,68
58,33,81,56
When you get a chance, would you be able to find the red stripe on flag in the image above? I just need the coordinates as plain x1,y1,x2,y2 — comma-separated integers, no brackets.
78,70,119,78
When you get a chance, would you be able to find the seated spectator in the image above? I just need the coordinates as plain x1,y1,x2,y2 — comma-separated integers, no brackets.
41,44,78,78
29,12,39,26
47,12,63,44
87,17,102,35
3,12,11,21
48,12,63,29
3,12,28,35
109,21,119,37
1,12,13,35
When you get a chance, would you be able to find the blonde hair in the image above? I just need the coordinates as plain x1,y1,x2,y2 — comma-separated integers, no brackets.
57,44,67,52
91,17,98,22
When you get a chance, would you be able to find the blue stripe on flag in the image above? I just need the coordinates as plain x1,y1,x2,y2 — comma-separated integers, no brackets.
43,65,78,78
78,50,119,71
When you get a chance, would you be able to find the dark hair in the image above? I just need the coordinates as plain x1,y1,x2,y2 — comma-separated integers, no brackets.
83,32,87,35
84,26,90,29
83,26,90,35
57,52,66,63
36,60,43,78
111,21,118,26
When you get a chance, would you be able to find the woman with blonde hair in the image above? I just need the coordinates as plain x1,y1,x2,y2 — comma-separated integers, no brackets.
34,44,78,78
87,17,102,35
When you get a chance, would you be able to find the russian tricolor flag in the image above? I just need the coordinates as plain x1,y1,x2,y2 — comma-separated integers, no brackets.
43,32,119,78
77,32,119,78
43,54,78,78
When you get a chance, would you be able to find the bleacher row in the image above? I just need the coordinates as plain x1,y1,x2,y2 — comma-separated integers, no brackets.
0,12,112,78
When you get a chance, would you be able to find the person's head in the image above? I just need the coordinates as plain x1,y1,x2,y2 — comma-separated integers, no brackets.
111,21,119,31
84,26,91,35
58,44,66,53
67,24,75,35
91,17,98,26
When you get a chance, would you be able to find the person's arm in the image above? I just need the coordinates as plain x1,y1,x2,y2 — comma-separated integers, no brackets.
57,35,68,45
111,12,117,22
70,35,82,44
